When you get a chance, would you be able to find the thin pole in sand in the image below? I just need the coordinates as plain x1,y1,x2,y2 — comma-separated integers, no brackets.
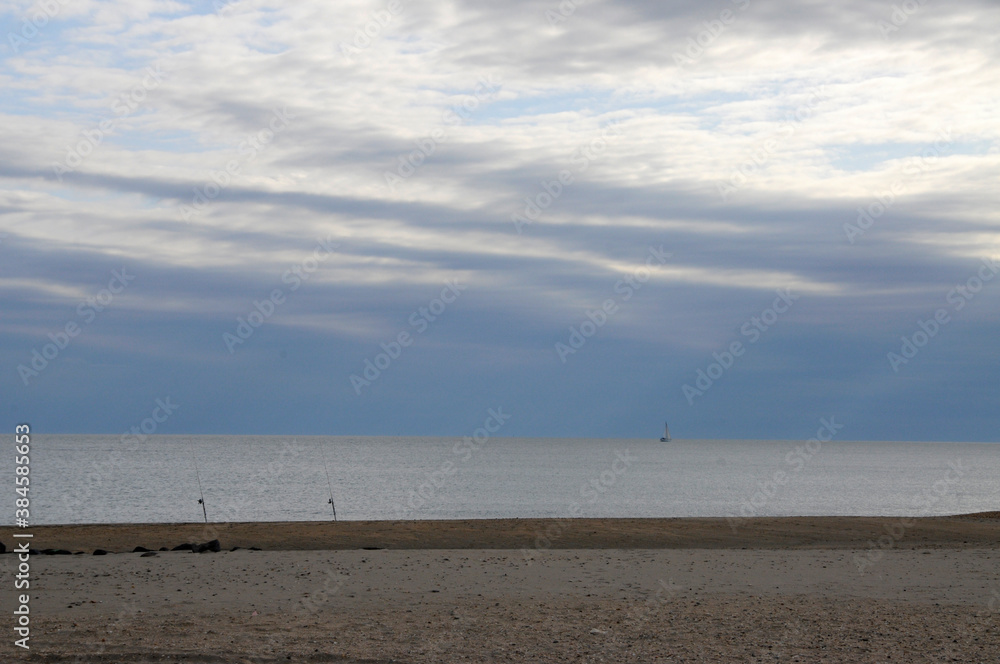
320,443,338,521
189,443,208,523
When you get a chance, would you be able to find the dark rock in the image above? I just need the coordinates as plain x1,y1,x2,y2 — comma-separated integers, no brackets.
230,547,241,552
133,546,151,553
28,549,39,556
41,549,56,555
140,551,158,557
192,539,221,553
93,549,108,556
0,541,5,554
159,547,169,551
74,551,85,555
171,543,194,551
249,547,261,551
52,549,73,555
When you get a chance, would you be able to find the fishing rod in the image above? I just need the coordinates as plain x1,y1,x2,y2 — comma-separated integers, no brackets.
320,443,337,521
189,443,208,523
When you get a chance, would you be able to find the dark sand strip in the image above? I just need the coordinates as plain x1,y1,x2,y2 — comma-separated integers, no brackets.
9,513,1000,553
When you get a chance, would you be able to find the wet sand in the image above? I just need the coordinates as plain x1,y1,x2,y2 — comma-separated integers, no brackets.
13,513,1000,552
5,516,999,663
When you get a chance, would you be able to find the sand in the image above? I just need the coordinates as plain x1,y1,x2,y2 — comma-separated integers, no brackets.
5,516,1000,662
15,514,1000,552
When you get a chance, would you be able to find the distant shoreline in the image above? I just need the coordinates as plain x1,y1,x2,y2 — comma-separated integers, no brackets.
10,514,999,553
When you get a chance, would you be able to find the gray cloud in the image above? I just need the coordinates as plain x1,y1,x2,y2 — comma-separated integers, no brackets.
2,0,998,438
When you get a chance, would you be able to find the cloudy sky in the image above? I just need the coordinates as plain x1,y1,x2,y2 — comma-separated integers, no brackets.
2,0,998,441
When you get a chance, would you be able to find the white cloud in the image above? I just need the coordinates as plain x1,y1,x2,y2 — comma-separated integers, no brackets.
3,0,999,347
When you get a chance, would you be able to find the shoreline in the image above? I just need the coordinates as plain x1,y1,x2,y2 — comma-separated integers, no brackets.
9,513,999,553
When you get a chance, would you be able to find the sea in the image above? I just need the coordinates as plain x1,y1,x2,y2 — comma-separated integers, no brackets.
5,435,998,525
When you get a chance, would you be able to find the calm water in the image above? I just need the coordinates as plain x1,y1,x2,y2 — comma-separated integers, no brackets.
4,435,998,525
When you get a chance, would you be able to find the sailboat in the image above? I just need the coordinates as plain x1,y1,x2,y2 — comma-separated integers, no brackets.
660,422,671,442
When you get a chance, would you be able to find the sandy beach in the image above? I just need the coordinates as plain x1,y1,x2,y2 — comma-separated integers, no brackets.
6,516,999,662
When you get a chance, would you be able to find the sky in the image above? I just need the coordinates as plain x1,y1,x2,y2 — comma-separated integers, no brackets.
1,0,998,441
